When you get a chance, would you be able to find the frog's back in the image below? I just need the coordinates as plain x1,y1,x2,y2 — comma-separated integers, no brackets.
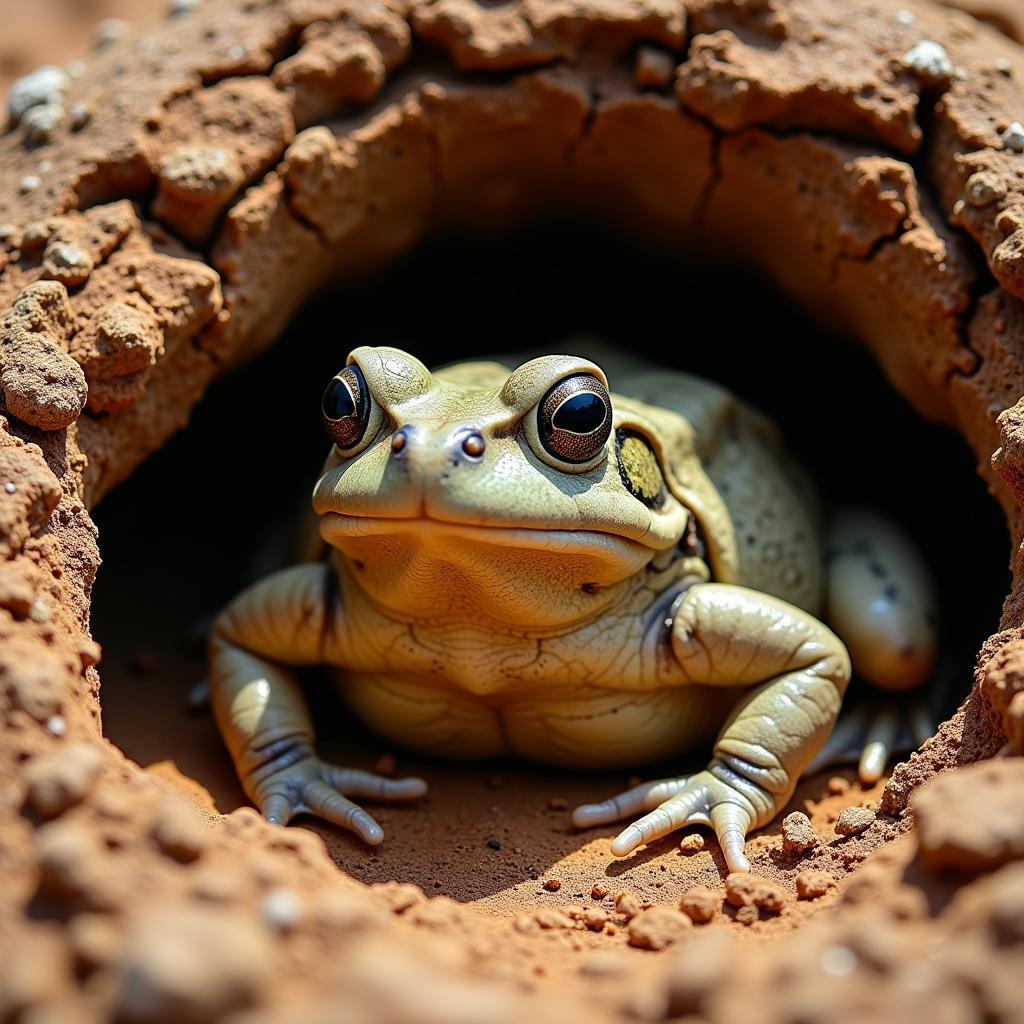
614,362,823,615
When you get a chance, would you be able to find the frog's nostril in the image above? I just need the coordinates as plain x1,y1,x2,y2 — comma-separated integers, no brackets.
391,428,409,454
461,433,485,459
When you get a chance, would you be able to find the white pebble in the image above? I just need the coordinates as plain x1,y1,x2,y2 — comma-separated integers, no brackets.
8,65,68,122
5,482,15,494
22,103,63,143
46,715,67,737
820,945,858,977
1002,122,1024,153
261,888,301,931
169,0,201,15
903,40,953,78
896,9,915,27
19,175,41,194
996,58,1013,77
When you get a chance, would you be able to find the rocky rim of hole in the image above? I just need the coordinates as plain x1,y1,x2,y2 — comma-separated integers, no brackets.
2,0,1024,1021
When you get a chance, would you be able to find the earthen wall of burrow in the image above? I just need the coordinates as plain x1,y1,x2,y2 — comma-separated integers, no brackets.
3,0,1024,915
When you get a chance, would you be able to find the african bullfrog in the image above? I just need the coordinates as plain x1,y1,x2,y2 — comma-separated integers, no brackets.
208,346,936,872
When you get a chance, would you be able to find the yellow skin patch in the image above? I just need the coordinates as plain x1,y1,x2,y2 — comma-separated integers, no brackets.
208,345,934,872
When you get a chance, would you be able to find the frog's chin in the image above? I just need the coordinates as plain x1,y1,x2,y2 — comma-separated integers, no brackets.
318,513,658,631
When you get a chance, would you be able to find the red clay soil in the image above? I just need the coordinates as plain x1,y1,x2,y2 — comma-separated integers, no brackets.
3,1,1024,1022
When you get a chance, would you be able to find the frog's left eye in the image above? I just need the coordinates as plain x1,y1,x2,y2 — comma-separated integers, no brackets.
537,374,613,467
322,364,381,455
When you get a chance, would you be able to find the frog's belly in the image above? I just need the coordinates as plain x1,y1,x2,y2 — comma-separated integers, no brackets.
338,673,735,769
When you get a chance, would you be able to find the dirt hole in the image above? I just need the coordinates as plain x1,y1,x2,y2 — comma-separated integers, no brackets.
92,222,1008,921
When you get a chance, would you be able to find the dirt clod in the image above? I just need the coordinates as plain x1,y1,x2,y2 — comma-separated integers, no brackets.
781,811,820,856
724,873,785,914
679,886,718,923
734,904,759,926
835,806,876,837
615,891,641,920
796,869,837,900
679,832,705,853
627,906,691,950
150,798,208,863
542,878,561,892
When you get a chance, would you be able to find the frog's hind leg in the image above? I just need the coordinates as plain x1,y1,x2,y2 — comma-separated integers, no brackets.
813,508,939,784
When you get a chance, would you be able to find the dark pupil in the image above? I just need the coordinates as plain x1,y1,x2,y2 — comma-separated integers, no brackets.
554,392,605,434
323,376,357,420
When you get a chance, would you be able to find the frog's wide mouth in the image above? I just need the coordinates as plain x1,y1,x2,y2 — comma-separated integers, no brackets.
318,511,659,556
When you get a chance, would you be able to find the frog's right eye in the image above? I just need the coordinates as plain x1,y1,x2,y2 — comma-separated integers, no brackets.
322,364,381,455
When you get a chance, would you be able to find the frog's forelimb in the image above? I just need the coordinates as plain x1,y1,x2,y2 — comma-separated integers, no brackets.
572,583,850,873
208,564,427,843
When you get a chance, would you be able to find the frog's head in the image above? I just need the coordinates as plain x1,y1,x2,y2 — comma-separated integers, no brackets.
313,346,732,630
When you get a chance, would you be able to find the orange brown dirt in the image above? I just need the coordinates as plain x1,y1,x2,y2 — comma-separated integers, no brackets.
4,0,1024,1021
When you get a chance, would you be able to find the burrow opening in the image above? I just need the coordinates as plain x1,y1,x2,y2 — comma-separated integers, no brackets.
92,221,1008,920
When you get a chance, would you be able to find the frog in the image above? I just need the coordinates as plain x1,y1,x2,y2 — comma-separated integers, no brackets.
208,345,937,873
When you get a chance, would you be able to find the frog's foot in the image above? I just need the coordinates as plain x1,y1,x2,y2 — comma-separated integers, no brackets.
248,754,427,844
573,770,757,874
805,699,935,786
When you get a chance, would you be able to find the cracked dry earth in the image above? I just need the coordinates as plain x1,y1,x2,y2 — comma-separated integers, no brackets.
4,0,1024,1021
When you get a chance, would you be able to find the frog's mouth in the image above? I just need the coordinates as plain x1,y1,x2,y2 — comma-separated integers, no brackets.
318,511,658,629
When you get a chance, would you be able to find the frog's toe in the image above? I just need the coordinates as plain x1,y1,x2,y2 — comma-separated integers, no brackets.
805,699,936,785
572,777,690,828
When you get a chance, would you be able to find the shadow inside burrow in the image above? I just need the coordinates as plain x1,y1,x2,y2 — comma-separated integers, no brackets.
92,220,1008,907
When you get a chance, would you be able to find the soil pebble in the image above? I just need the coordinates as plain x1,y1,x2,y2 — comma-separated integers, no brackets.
724,873,785,914
679,886,718,924
542,878,561,892
24,742,105,818
373,754,396,775
591,883,609,900
835,806,876,837
796,869,837,900
679,833,705,854
627,907,691,950
583,907,608,931
533,908,573,930
547,796,569,811
781,811,819,856
734,904,759,926
615,891,641,920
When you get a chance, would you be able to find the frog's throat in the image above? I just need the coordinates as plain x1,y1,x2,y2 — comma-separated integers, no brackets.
319,513,663,631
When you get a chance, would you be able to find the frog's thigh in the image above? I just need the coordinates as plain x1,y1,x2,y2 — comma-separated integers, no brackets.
341,674,509,759
502,689,731,769
825,509,937,690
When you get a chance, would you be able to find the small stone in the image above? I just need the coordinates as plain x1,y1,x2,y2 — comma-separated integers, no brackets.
583,907,608,931
8,66,68,122
485,835,502,850
679,886,718,924
115,907,271,1022
1001,122,1024,153
19,176,41,194
896,9,915,26
373,753,396,775
679,833,705,854
534,908,573,930
591,883,609,900
903,40,953,78
996,58,1013,77
150,798,208,863
22,103,63,144
543,878,561,892
169,0,202,15
796,870,837,900
70,104,92,131
261,887,302,931
735,904,759,926
724,873,785,914
835,806,876,837
781,812,820,857
634,46,675,89
46,715,67,737
827,776,851,795
615,891,641,920
25,742,106,818
627,906,691,950
547,796,568,811
43,243,93,287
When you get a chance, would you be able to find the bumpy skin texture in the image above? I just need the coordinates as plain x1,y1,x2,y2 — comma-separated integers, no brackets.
209,346,852,872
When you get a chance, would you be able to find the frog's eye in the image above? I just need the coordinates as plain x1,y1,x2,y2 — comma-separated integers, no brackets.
322,364,381,455
537,374,613,466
